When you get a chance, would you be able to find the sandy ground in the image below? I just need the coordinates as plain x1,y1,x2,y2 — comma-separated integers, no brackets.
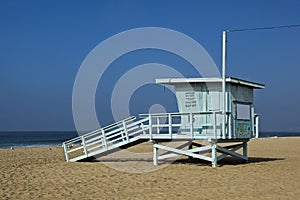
0,137,299,199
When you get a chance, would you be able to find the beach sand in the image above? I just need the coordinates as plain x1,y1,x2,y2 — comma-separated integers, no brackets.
0,137,299,199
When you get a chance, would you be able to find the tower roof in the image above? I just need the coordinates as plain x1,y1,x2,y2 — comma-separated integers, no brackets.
156,77,265,89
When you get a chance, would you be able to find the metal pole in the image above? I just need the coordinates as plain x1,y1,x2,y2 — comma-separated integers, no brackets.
222,31,227,138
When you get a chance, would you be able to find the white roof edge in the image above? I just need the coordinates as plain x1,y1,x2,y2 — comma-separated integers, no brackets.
226,77,265,89
156,77,265,89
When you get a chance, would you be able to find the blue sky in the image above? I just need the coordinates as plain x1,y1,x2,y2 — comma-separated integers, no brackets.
0,0,299,131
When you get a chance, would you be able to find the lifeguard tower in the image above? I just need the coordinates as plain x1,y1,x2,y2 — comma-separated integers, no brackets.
62,76,264,167
63,31,265,167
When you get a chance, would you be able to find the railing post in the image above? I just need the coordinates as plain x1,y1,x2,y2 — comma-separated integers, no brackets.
141,122,146,135
122,120,129,142
156,117,160,134
168,113,172,137
222,113,226,139
102,129,108,149
63,142,69,162
228,113,232,139
190,113,193,139
82,136,88,156
213,112,217,139
149,114,153,139
255,114,259,138
251,106,255,138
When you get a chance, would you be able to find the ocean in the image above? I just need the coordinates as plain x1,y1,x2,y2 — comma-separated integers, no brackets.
0,131,77,148
0,131,299,149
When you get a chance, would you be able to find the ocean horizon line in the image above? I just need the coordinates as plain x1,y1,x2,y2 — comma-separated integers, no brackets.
0,131,299,149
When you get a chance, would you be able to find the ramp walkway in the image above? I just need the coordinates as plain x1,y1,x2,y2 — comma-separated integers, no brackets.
63,116,150,162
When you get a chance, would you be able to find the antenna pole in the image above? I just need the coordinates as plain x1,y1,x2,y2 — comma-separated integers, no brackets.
222,31,227,138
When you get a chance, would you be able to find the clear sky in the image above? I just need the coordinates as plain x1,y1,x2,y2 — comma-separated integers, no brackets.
0,0,300,131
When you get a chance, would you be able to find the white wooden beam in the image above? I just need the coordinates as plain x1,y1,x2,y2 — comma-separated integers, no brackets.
217,144,243,161
216,145,247,160
154,144,212,162
158,145,212,160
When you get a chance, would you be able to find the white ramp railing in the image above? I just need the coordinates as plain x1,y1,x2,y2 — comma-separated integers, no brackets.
63,116,149,162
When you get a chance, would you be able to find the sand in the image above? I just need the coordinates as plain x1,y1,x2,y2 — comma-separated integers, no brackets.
0,137,299,199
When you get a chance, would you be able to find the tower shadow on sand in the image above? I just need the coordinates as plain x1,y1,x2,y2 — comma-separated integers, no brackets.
172,156,285,167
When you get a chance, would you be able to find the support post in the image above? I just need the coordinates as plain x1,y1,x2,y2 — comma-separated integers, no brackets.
211,139,217,167
243,141,248,160
153,141,158,166
63,143,69,162
188,141,193,161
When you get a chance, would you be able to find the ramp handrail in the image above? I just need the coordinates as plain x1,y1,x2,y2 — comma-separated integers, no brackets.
63,116,150,162
63,116,136,145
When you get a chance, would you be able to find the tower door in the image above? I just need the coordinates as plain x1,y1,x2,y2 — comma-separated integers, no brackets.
235,103,252,138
